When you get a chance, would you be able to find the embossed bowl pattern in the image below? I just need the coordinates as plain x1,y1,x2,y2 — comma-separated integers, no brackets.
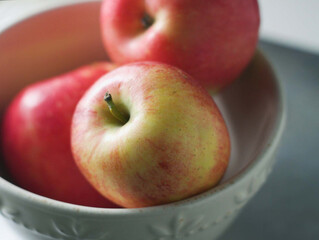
0,1,286,240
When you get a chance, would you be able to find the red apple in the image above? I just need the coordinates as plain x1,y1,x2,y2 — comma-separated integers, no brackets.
71,62,230,208
1,62,118,207
100,0,260,92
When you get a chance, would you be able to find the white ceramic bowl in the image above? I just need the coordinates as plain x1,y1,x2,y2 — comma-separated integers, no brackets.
0,1,286,240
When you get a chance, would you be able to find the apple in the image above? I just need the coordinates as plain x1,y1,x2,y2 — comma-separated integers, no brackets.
100,0,260,92
1,62,119,208
71,62,230,208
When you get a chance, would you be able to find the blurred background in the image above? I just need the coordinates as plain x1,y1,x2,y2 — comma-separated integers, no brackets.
260,0,319,54
0,0,318,239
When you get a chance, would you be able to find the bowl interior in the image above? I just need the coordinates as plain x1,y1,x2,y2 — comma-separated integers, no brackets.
0,1,280,205
215,51,279,183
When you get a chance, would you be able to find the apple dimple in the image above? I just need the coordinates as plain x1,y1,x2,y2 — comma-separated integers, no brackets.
141,12,154,29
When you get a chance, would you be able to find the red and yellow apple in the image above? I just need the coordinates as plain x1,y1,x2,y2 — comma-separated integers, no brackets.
100,0,260,92
71,62,230,208
1,62,118,207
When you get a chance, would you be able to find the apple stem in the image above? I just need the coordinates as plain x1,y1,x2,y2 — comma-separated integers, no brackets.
104,92,129,124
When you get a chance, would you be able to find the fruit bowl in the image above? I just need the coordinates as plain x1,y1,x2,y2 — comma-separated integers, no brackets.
0,1,285,240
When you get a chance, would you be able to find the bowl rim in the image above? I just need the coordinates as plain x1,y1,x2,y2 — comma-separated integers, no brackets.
0,0,287,216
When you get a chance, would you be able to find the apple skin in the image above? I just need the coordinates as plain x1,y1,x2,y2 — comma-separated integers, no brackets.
71,62,230,208
100,0,260,92
1,62,119,208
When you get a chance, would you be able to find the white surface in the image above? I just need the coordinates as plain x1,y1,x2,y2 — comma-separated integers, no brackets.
259,0,319,53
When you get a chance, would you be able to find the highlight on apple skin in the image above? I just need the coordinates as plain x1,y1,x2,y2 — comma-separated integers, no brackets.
71,62,231,208
1,62,119,208
100,0,260,92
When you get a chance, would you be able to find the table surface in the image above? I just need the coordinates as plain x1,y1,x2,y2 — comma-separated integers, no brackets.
1,1,319,240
